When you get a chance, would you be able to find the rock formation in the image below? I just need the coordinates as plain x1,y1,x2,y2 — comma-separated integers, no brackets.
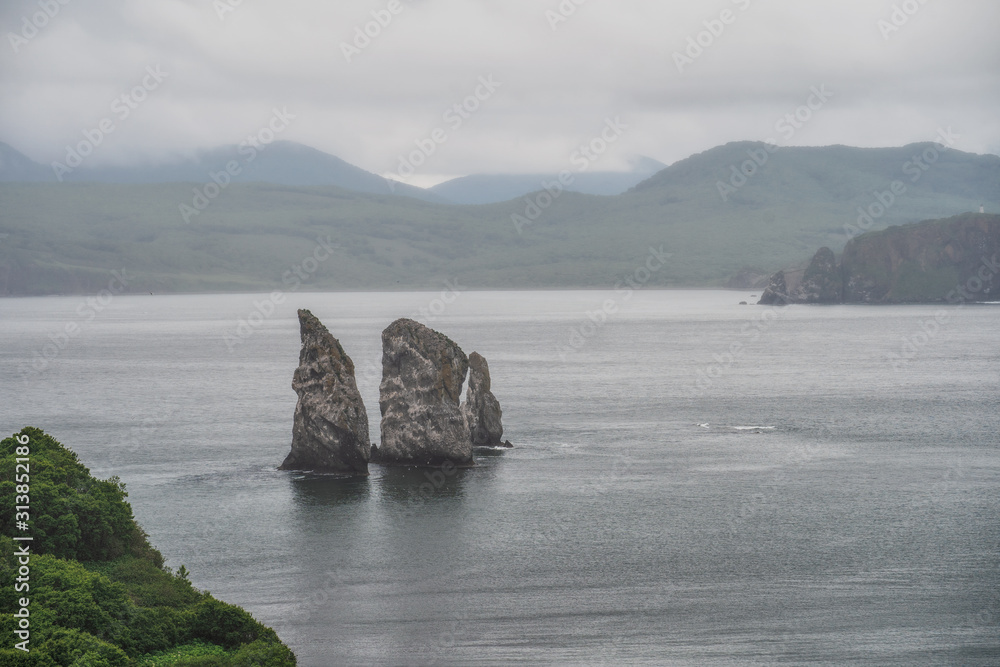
378,318,473,467
279,309,370,474
462,352,508,447
795,247,842,303
758,248,840,305
757,270,790,305
841,213,1000,303
758,213,1000,304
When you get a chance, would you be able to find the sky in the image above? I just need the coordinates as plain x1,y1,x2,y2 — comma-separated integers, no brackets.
1,0,998,187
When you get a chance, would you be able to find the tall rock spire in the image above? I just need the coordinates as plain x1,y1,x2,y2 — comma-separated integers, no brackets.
279,309,370,475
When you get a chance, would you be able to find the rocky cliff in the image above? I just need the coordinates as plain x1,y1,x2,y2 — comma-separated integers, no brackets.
757,270,790,305
758,213,1000,304
378,318,473,467
841,213,1000,303
797,246,842,303
462,352,507,447
279,309,370,474
758,247,841,304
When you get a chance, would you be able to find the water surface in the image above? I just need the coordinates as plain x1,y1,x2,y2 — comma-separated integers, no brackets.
1,290,998,665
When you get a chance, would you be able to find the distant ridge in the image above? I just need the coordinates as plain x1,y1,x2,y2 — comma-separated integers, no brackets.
429,155,666,204
0,140,445,203
1,141,998,296
0,142,51,182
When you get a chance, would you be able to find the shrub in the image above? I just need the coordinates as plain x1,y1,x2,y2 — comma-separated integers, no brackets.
1,429,296,665
0,427,162,563
39,628,130,667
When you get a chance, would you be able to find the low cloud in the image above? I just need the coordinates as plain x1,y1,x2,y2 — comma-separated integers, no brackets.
1,0,997,178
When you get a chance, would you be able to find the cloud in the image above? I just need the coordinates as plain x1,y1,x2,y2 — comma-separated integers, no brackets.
1,0,998,180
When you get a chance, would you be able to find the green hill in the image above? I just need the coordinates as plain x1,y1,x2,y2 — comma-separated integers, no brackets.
758,213,1000,304
1,142,997,295
0,427,296,666
841,212,1000,303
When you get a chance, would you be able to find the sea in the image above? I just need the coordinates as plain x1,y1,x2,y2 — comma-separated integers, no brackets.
1,289,998,666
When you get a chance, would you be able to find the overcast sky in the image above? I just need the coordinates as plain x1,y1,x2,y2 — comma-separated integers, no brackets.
1,0,998,186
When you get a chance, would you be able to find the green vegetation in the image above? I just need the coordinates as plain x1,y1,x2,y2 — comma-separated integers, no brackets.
889,261,959,302
1,427,295,666
0,142,997,295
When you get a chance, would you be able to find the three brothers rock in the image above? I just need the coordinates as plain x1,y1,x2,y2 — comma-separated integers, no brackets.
378,318,472,467
279,311,508,475
463,352,506,447
279,309,370,474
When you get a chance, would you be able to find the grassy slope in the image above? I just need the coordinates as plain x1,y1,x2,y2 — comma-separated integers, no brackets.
0,427,296,666
1,143,997,295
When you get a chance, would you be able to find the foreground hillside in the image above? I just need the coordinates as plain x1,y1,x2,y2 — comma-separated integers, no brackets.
0,142,997,295
0,427,296,666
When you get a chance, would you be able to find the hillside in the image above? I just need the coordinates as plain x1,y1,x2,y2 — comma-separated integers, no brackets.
0,427,296,665
0,142,997,295
758,213,1000,304
841,212,1000,303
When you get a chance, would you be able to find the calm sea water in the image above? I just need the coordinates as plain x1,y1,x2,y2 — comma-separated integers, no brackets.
2,290,998,666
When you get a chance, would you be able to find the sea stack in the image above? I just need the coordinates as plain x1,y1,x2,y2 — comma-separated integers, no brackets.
378,318,473,467
795,246,842,303
462,352,508,447
279,309,370,475
757,270,790,305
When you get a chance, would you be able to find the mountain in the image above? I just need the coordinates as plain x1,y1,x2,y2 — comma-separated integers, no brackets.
0,140,444,202
0,142,998,296
429,155,666,204
840,212,1000,303
0,142,52,182
633,141,1000,203
758,213,1000,304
